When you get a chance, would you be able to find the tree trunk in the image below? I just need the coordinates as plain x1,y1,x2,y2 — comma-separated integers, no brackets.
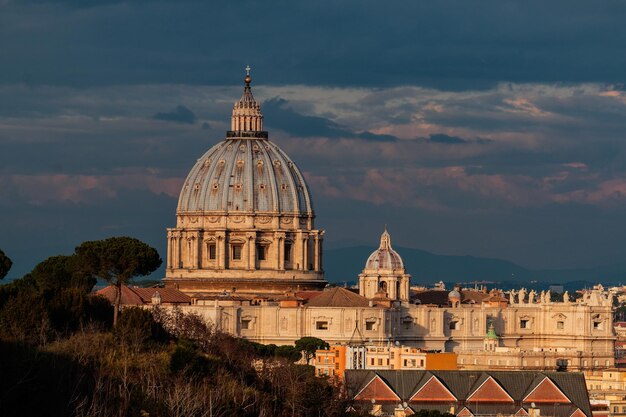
113,282,121,326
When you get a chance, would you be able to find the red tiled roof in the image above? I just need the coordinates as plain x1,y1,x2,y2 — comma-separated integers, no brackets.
295,291,324,301
94,285,190,305
306,287,370,307
131,287,191,304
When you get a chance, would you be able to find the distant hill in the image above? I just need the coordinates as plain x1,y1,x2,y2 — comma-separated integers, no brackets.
323,245,626,289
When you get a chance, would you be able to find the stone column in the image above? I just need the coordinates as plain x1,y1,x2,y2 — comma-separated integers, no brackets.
166,231,172,269
174,231,182,269
216,231,226,269
388,278,396,300
314,234,320,272
302,236,309,271
191,231,200,269
246,232,256,270
276,232,285,270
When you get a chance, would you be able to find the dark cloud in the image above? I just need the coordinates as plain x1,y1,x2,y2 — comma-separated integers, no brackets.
264,97,396,141
2,1,626,89
153,105,196,124
429,133,467,144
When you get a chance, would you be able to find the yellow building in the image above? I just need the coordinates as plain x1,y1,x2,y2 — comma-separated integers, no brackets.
586,369,626,417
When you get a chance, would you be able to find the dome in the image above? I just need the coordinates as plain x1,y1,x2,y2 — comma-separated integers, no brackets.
176,74,313,215
177,139,313,214
364,229,404,270
164,70,326,297
448,290,461,300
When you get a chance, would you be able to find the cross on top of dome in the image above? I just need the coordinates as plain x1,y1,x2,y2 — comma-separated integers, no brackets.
244,65,252,85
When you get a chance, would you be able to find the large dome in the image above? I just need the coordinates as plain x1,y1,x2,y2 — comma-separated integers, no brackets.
164,71,326,296
177,138,313,214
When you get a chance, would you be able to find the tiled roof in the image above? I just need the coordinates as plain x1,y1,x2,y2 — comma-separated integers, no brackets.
131,288,191,304
306,287,370,307
345,370,592,417
94,285,190,305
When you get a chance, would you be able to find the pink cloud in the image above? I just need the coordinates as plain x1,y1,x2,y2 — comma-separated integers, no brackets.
2,173,184,205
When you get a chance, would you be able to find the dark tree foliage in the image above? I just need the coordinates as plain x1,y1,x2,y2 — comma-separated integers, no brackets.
295,336,329,364
275,345,303,362
75,236,162,325
115,306,166,346
0,249,11,280
0,253,112,343
170,339,220,377
23,254,96,293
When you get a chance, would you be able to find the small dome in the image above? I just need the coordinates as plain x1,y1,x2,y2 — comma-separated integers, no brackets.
448,290,461,300
364,229,404,270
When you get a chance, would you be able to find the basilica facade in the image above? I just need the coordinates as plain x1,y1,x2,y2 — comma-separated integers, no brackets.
160,72,616,372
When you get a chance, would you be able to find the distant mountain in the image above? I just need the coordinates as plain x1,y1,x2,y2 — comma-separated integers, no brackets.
323,245,626,289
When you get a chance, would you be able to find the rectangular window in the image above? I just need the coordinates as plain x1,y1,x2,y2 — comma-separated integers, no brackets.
232,244,242,260
284,243,292,262
241,319,251,330
520,319,529,329
557,321,564,330
378,359,383,366
209,244,216,260
366,321,375,331
257,244,266,261
316,321,328,330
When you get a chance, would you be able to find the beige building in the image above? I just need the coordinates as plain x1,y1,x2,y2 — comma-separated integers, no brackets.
163,71,325,295
158,71,616,373
586,369,626,417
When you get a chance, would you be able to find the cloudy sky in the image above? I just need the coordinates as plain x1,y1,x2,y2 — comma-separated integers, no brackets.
2,0,626,280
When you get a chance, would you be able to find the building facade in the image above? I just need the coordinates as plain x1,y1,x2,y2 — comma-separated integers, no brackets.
158,72,616,373
315,344,457,379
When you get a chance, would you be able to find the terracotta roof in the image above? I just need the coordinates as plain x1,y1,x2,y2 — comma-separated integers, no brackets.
131,287,191,304
295,291,324,301
94,285,190,305
345,370,592,417
306,287,370,307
